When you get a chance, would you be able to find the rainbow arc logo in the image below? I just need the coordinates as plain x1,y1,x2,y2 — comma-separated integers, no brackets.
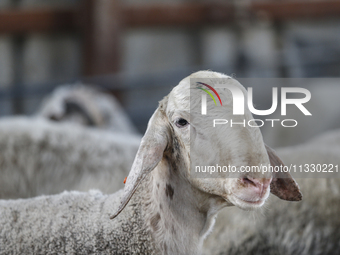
196,82,223,106
196,82,223,115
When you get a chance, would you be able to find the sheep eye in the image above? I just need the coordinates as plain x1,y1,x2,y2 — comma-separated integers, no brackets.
175,118,189,128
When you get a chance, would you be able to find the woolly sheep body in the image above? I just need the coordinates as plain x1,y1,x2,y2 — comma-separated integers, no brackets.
0,188,157,254
203,130,340,255
0,117,140,199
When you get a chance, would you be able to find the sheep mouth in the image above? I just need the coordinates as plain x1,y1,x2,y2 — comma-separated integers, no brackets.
230,193,268,209
234,195,265,204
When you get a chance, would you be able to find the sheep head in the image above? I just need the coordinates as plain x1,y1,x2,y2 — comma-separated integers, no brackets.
111,71,301,219
38,85,104,126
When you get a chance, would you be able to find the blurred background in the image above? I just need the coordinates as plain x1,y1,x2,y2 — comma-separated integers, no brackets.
0,0,340,145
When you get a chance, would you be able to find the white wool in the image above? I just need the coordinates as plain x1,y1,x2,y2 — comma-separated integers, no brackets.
0,117,140,199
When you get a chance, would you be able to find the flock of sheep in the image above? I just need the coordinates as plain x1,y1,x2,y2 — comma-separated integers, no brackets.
0,71,339,254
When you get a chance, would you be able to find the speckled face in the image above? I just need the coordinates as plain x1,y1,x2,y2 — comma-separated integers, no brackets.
166,71,273,210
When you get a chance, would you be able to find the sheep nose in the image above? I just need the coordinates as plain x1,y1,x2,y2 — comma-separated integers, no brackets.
241,176,272,194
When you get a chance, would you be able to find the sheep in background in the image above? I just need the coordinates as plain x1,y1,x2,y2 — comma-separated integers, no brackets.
0,84,141,200
307,128,340,149
0,117,141,199
0,71,301,254
203,130,340,255
37,84,138,134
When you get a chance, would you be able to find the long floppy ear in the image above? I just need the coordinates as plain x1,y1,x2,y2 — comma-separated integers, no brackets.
110,108,169,219
266,145,302,201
